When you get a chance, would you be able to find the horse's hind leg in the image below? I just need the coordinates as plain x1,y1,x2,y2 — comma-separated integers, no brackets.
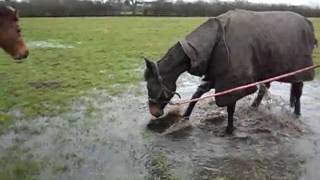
290,84,295,107
251,83,271,108
290,82,303,116
183,81,213,119
226,102,236,134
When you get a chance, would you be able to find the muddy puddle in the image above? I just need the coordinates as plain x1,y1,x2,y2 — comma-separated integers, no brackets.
0,74,319,180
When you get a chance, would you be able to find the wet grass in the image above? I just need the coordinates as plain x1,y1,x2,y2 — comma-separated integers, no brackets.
147,155,179,180
0,146,44,180
0,17,205,122
311,18,320,72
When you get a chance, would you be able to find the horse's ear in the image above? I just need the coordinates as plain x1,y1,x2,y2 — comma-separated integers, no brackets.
0,6,15,17
144,57,155,70
14,9,19,18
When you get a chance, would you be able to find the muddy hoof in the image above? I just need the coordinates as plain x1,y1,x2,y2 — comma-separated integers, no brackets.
225,126,235,134
294,112,301,118
251,102,259,108
182,116,190,120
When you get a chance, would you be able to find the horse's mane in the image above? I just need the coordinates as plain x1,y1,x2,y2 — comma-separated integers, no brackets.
144,43,180,81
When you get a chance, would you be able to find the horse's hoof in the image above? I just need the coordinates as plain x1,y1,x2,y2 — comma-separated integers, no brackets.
294,112,301,118
182,116,190,121
251,102,259,108
226,126,235,134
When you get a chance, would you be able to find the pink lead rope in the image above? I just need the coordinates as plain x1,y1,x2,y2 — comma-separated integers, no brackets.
170,65,320,106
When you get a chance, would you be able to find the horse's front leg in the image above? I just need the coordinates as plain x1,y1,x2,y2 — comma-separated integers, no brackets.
183,81,213,119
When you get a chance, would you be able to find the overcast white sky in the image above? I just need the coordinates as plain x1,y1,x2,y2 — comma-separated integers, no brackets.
231,0,320,7
186,0,320,7
15,0,320,7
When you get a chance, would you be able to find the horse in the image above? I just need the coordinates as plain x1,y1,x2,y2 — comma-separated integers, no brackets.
144,10,316,134
0,6,28,61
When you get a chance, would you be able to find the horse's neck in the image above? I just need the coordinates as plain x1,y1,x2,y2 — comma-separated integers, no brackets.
157,46,189,85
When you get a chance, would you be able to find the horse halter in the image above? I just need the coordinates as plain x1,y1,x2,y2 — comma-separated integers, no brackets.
148,63,181,105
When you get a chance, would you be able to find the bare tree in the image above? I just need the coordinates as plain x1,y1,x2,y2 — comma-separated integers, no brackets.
2,0,319,17
125,0,142,15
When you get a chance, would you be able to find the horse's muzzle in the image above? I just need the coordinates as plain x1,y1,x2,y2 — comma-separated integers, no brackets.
14,49,29,61
12,40,29,61
148,103,164,117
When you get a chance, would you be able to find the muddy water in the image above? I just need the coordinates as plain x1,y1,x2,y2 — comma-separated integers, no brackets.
0,74,319,179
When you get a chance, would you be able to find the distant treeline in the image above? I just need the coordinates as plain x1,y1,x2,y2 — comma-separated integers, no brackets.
2,0,320,17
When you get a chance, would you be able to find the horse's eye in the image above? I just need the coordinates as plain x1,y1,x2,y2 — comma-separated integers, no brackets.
17,28,21,33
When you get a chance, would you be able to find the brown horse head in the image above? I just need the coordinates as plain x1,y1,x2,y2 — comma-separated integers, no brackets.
0,6,28,61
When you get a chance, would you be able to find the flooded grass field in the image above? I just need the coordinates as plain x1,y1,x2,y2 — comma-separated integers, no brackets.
0,17,320,179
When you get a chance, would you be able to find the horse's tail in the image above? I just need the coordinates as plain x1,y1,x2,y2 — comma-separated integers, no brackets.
305,18,318,47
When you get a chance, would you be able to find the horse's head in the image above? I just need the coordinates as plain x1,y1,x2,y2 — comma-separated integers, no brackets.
0,6,28,61
144,58,178,117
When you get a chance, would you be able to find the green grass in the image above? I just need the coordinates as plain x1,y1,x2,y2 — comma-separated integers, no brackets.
0,17,205,120
0,17,319,122
310,18,320,67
